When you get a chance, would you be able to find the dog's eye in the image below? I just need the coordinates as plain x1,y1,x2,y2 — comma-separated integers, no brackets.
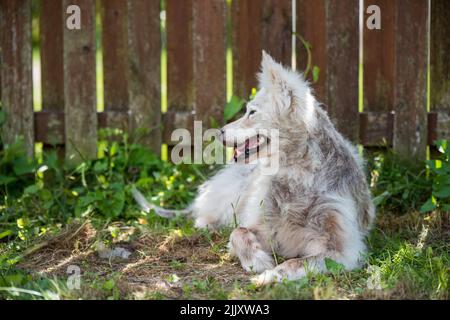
248,110,257,117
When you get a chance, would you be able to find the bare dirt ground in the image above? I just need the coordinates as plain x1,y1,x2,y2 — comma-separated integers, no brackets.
17,222,247,299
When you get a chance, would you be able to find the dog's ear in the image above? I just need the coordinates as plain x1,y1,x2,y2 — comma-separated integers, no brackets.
259,51,286,90
258,50,293,108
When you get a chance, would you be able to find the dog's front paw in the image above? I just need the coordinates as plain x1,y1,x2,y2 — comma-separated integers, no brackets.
241,250,275,273
194,217,216,230
229,227,275,273
251,269,283,286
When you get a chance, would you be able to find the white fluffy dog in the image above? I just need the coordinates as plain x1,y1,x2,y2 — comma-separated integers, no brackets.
134,52,375,285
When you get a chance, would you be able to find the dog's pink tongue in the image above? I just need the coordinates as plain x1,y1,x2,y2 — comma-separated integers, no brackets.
233,139,250,162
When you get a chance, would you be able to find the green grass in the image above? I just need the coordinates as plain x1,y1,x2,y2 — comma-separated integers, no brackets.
0,210,447,300
0,133,448,300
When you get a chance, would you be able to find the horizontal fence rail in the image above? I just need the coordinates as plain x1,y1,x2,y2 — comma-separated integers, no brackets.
1,0,450,163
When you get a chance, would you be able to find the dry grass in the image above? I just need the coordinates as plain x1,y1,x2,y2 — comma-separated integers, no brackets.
16,222,247,299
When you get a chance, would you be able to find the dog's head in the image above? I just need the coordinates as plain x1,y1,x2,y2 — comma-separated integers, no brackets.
219,51,317,163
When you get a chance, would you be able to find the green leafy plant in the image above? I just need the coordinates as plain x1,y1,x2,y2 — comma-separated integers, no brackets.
0,138,37,195
0,108,5,128
420,140,450,213
0,126,210,243
224,95,246,122
369,151,432,213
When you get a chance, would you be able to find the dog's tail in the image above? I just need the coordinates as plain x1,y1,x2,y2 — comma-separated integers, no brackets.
131,186,192,218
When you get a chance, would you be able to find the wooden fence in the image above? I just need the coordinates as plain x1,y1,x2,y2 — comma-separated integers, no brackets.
1,0,449,164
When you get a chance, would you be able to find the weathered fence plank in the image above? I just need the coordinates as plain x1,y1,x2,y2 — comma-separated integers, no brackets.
0,57,1,120
0,0,34,156
297,0,359,143
40,1,64,113
392,0,428,160
430,0,450,143
34,111,64,145
232,0,292,99
260,0,292,66
296,0,326,101
63,0,97,163
166,0,193,113
127,0,161,154
192,0,227,126
101,0,129,131
325,0,359,143
39,0,65,158
232,0,261,99
165,0,195,144
362,0,395,146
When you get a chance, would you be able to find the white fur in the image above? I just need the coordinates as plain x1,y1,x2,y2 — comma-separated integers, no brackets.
191,164,258,229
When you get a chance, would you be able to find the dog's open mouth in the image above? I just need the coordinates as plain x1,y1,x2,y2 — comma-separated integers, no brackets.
233,134,270,163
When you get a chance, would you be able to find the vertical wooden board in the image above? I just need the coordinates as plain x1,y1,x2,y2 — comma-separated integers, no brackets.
192,0,226,125
39,0,65,158
363,0,395,112
40,0,64,112
232,0,292,99
101,0,129,120
260,0,292,66
297,0,326,102
166,0,194,112
393,0,428,159
165,0,195,145
325,0,360,142
0,59,2,150
232,0,262,99
0,0,34,156
298,1,359,142
63,0,97,163
127,0,161,154
361,0,395,146
430,0,450,141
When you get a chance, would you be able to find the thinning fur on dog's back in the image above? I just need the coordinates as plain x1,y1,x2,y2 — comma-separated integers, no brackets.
262,100,375,267
312,108,375,232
